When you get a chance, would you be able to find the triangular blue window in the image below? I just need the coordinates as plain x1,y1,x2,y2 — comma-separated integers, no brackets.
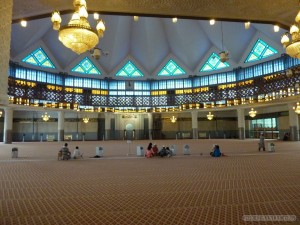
71,57,101,75
245,39,278,63
158,59,185,76
116,61,143,77
200,53,229,72
22,47,55,69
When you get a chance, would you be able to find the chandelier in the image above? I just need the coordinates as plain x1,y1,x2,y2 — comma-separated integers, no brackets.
170,116,177,123
293,102,300,114
42,112,50,121
83,116,89,123
281,4,300,59
207,112,214,120
249,108,257,118
51,0,105,54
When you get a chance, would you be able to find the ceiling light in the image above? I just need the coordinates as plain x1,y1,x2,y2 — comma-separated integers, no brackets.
170,116,177,123
172,17,178,23
42,112,50,121
207,112,214,120
0,111,2,117
94,13,99,20
209,19,215,25
133,16,139,21
51,0,105,54
248,108,257,118
293,102,300,114
281,4,300,59
274,25,279,32
83,116,89,123
20,20,27,27
245,21,250,29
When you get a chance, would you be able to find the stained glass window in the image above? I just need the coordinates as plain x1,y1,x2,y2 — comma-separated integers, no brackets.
116,61,143,77
158,59,185,76
71,57,101,75
22,47,55,69
245,39,278,63
200,53,229,72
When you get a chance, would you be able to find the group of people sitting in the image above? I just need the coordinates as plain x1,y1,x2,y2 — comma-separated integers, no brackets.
58,143,83,160
145,142,173,158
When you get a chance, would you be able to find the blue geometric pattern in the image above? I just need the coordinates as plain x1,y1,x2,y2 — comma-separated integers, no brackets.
245,39,278,63
116,61,143,77
71,57,101,75
22,47,55,69
158,59,185,76
200,53,229,72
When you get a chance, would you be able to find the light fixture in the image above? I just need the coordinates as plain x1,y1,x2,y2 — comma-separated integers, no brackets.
42,112,50,121
274,25,280,32
20,20,27,27
209,19,215,25
83,116,89,123
249,108,257,118
281,3,300,59
51,0,105,54
172,17,178,23
170,116,177,123
207,112,214,120
133,16,139,22
219,22,229,62
0,111,2,117
245,21,250,29
93,13,99,20
293,102,300,114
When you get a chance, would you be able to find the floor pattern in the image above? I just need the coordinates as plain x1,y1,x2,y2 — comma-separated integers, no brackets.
0,139,299,225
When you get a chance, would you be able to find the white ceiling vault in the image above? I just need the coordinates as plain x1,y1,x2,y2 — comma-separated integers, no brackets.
10,0,297,80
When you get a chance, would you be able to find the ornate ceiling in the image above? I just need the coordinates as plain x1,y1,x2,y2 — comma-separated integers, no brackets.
10,0,297,80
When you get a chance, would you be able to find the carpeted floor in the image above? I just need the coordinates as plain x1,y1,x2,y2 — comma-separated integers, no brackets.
0,139,299,225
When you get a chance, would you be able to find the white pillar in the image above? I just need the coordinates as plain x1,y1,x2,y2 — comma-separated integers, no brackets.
57,111,64,142
148,113,153,140
288,103,299,141
4,107,13,144
0,0,12,105
191,111,198,139
105,113,112,140
237,108,245,140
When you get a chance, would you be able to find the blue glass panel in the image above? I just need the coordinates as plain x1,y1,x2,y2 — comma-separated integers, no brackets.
245,39,278,63
200,53,230,72
158,59,185,76
22,47,55,69
116,61,143,77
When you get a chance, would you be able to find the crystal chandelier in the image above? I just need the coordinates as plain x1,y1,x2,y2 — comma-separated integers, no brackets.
281,4,300,59
42,112,50,121
51,0,105,54
170,116,177,123
83,116,89,123
249,108,257,118
207,112,214,120
293,102,300,114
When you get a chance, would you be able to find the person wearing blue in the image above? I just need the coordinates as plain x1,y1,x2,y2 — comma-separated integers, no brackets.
210,144,222,157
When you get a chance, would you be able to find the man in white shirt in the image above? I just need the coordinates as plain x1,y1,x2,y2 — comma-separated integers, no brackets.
72,146,82,159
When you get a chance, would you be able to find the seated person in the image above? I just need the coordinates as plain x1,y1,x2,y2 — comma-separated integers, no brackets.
72,146,82,159
152,144,159,156
145,148,154,158
165,147,172,157
158,146,166,157
283,133,289,141
59,143,71,160
210,145,222,157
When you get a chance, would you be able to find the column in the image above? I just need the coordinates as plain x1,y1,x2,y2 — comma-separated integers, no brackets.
191,111,198,139
288,103,299,141
4,107,13,144
0,0,12,105
148,113,153,140
57,111,64,142
105,113,111,140
237,108,245,140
